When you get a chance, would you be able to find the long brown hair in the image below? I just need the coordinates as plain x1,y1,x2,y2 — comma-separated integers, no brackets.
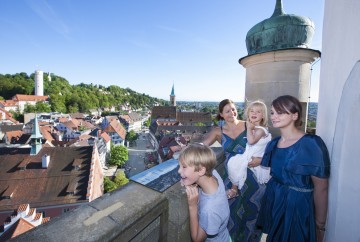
215,99,236,121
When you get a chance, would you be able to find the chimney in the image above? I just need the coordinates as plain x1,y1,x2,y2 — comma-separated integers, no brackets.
42,154,50,168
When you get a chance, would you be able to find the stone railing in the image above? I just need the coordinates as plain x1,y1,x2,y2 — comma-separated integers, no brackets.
11,147,225,242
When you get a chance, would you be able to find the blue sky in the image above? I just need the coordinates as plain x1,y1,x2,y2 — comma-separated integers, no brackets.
0,0,324,102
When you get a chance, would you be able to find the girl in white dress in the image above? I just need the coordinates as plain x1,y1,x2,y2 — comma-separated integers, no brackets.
227,100,272,199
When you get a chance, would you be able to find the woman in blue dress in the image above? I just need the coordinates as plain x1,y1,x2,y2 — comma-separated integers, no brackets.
203,99,265,242
256,95,330,242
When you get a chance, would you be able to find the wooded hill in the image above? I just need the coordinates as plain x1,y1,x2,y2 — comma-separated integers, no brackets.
0,72,167,113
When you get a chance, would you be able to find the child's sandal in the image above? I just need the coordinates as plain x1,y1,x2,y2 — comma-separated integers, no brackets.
226,188,239,199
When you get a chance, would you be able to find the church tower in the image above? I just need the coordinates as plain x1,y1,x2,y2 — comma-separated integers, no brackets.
170,84,176,106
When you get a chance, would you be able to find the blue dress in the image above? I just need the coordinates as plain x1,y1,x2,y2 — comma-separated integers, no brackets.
257,134,330,242
222,128,265,242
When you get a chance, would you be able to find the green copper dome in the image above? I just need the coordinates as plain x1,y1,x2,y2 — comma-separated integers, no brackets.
246,0,315,55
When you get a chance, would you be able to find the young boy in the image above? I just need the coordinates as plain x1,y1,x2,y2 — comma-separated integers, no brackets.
178,144,230,242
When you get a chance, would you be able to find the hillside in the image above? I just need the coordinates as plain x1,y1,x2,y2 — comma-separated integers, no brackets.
0,72,167,113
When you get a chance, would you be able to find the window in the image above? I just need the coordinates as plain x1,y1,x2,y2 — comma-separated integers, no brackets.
63,208,71,214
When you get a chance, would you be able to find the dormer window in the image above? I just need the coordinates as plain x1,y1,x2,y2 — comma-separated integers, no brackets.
18,158,31,171
72,158,84,171
2,185,15,199
66,178,78,196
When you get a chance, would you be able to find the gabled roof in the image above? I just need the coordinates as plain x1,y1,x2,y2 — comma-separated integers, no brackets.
128,112,142,122
119,115,131,124
100,132,111,143
58,117,69,123
39,126,55,142
0,218,34,241
12,95,48,102
70,113,87,119
4,131,23,144
0,108,18,124
0,100,18,107
103,120,126,140
63,119,79,130
0,146,97,212
80,121,96,130
158,135,186,160
0,204,50,241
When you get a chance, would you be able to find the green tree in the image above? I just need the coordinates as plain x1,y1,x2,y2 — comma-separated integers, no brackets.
113,171,129,187
126,130,138,143
104,177,117,193
143,118,151,127
24,104,37,113
109,145,128,167
49,94,67,113
194,122,205,126
9,110,24,123
35,102,51,112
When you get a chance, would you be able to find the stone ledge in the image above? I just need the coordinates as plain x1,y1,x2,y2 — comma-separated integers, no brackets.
10,147,224,242
11,183,168,242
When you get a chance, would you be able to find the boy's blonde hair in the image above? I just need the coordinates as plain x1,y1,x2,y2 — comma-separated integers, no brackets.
178,144,216,177
245,100,268,127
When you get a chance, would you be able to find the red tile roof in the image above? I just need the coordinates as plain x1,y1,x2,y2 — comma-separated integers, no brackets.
39,126,55,142
0,204,50,241
5,130,23,143
0,100,18,107
103,120,126,140
0,218,34,241
0,108,18,124
100,132,111,143
12,94,48,102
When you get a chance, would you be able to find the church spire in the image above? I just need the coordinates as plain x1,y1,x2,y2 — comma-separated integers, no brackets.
170,83,176,106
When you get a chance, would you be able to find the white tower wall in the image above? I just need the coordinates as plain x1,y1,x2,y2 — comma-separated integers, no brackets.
318,0,360,241
35,70,44,96
240,48,320,136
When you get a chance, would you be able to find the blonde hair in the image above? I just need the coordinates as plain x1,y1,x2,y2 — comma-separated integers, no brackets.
178,144,216,177
245,100,268,127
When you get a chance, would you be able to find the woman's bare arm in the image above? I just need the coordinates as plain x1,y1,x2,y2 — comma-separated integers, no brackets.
202,126,221,146
312,176,329,242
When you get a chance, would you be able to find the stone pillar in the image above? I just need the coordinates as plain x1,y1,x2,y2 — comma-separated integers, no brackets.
240,48,320,137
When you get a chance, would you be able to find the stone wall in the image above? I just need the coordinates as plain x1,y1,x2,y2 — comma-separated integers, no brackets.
11,147,224,242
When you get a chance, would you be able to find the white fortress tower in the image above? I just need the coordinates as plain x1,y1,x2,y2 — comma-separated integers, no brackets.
35,70,44,96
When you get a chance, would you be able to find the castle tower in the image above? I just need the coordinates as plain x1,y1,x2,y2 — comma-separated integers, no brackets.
35,70,44,96
48,72,51,82
239,0,320,135
170,84,176,106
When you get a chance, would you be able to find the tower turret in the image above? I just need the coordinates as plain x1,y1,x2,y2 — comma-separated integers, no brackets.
30,114,43,155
